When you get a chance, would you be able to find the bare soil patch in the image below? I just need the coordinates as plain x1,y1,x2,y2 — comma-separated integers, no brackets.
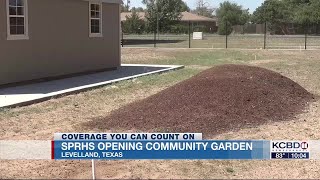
82,64,314,137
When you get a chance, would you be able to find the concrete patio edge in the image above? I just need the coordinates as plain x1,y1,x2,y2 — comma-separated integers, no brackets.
0,64,184,109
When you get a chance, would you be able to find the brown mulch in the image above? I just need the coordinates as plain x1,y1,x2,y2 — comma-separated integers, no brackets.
82,64,315,136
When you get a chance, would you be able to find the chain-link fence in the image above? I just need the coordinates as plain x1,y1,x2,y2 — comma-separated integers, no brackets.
121,19,320,50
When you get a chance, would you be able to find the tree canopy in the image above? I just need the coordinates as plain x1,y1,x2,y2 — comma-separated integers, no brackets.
122,10,145,34
191,0,215,18
216,1,250,35
121,0,130,12
131,7,145,12
181,1,190,12
142,0,187,32
252,0,320,33
293,0,320,24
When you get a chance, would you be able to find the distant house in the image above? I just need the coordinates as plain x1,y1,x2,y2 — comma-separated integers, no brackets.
121,11,218,33
0,0,121,86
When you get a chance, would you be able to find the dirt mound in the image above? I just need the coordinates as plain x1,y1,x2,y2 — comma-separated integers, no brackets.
83,65,314,136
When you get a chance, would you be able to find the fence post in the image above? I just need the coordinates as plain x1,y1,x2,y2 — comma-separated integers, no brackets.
189,21,191,48
121,32,124,47
154,27,157,48
264,22,267,49
305,23,308,50
225,21,228,49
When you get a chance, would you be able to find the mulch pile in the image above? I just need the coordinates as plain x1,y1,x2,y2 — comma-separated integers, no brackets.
84,64,314,136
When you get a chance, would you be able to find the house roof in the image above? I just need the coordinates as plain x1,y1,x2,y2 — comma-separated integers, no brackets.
180,12,217,22
121,11,217,22
121,12,146,21
83,0,122,4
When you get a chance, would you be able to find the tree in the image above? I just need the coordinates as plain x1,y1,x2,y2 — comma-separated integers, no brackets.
252,0,320,34
216,1,250,35
142,0,186,33
293,3,313,25
122,10,145,34
293,0,320,25
181,1,191,12
131,7,145,12
192,0,215,18
121,0,130,12
251,0,293,34
309,0,320,24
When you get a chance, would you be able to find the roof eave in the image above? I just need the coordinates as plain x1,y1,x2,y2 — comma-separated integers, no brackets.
83,0,122,4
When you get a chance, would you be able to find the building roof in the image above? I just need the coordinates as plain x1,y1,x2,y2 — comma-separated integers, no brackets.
180,12,217,22
121,12,146,22
121,11,217,22
84,0,122,4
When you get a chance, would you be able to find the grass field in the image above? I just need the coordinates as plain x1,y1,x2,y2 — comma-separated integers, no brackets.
123,34,320,49
1,48,320,179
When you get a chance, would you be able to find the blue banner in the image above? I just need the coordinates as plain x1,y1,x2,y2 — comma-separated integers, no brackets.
53,140,270,160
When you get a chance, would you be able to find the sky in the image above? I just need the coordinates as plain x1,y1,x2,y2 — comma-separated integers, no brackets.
129,0,265,13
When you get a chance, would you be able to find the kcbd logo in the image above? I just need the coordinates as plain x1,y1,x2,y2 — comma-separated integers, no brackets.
272,141,308,150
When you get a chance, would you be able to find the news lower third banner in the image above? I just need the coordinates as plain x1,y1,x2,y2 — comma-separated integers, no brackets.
1,133,320,160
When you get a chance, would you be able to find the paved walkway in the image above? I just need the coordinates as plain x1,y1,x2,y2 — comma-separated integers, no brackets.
0,64,183,108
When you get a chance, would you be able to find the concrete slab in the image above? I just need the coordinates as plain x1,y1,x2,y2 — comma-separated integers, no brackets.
0,64,184,108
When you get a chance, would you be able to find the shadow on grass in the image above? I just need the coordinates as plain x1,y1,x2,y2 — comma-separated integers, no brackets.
123,39,186,45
